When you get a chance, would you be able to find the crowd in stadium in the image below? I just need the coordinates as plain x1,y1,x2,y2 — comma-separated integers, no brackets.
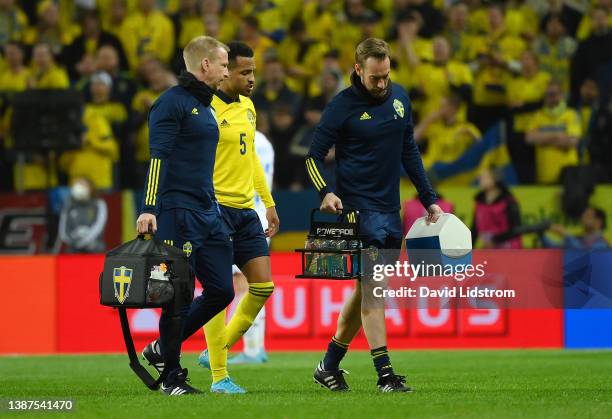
0,0,611,194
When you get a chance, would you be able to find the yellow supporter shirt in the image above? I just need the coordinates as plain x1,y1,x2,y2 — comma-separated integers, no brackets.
423,121,480,164
249,36,277,75
527,107,582,184
177,15,205,49
468,7,489,34
59,106,118,189
389,38,434,88
332,21,363,72
423,121,481,186
211,92,274,210
97,0,138,31
470,29,527,64
505,5,538,37
446,31,479,62
278,36,328,94
413,60,473,119
275,0,303,25
473,65,511,107
0,67,30,91
302,0,336,42
30,65,69,89
122,10,175,70
507,71,551,132
87,101,128,138
218,5,253,43
255,3,285,36
132,89,161,162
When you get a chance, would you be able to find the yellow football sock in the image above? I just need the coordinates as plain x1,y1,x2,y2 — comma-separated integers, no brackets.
203,309,228,383
225,281,274,348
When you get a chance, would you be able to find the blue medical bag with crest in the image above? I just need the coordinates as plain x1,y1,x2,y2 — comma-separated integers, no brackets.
99,234,194,390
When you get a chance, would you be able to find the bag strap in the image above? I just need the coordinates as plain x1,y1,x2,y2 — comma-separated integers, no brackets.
118,307,164,390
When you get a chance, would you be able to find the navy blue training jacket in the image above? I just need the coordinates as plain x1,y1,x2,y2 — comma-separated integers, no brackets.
306,76,437,212
141,85,219,215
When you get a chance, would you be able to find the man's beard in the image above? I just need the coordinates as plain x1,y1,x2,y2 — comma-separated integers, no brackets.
369,85,388,97
363,78,389,98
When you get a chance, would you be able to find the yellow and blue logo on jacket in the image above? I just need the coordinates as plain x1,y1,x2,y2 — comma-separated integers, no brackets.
113,266,133,304
393,99,405,118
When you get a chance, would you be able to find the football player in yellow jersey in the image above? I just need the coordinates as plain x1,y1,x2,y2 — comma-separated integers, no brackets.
197,41,280,394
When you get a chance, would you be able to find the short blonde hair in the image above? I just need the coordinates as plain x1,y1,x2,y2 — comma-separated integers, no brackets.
355,38,390,67
183,36,229,72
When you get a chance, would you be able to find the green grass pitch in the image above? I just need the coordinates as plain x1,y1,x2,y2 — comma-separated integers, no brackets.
1,350,611,419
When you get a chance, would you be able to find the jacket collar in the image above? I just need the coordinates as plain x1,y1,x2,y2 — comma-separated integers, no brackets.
350,71,392,105
215,88,240,104
178,71,215,106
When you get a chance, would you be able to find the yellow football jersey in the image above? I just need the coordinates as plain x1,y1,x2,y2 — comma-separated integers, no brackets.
212,92,275,210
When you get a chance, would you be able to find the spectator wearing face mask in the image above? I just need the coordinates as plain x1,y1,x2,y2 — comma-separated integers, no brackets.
58,177,108,253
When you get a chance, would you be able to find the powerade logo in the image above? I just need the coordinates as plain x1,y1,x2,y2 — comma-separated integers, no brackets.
316,227,355,236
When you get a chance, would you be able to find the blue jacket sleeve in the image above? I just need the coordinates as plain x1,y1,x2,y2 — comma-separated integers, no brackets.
401,100,437,209
141,95,183,215
306,98,341,199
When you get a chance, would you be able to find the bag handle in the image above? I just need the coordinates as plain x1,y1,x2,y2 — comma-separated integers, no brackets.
118,307,164,390
310,208,359,225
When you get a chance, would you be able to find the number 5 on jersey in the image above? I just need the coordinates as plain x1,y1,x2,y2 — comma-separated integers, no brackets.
239,132,247,155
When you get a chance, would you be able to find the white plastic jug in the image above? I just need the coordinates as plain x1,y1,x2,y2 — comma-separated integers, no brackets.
405,213,472,274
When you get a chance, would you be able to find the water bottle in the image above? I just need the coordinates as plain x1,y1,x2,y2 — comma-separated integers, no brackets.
348,239,362,276
333,240,348,277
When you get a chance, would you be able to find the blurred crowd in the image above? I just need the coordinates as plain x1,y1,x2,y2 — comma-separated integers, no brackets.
0,0,611,194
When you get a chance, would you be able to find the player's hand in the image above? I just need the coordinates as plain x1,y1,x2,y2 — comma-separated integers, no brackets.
137,213,157,234
426,204,443,225
265,206,280,237
320,192,343,214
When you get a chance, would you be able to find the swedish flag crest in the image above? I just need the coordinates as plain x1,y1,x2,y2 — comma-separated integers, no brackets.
247,109,256,128
113,266,133,304
393,99,404,118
